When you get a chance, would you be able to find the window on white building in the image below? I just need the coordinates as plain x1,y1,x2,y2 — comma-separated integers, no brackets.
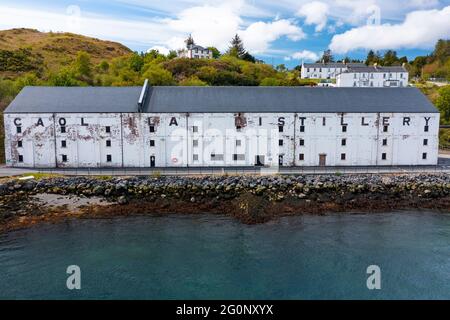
422,153,427,160
423,139,428,146
211,154,224,161
18,155,23,163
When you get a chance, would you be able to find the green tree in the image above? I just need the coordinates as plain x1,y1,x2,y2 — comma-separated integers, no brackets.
227,34,246,58
382,50,398,66
436,85,450,121
208,47,221,59
433,39,450,64
260,77,282,86
129,53,144,72
365,50,381,65
320,49,334,63
241,51,256,63
142,66,175,85
185,34,195,47
73,51,92,78
179,76,207,86
98,60,110,73
48,68,81,86
167,50,178,59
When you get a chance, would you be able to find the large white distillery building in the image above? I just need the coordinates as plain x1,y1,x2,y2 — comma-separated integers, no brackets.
4,84,439,168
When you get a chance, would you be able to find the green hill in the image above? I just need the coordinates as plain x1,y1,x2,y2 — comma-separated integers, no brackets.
0,28,132,79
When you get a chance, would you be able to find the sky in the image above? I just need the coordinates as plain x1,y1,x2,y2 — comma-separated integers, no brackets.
0,0,449,68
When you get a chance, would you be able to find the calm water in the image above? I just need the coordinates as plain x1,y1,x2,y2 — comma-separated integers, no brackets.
0,211,450,299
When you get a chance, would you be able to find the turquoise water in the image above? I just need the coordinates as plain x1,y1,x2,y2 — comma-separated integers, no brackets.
0,211,450,299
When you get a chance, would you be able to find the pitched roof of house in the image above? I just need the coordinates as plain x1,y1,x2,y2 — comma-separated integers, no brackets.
5,86,438,114
344,65,408,73
302,62,365,68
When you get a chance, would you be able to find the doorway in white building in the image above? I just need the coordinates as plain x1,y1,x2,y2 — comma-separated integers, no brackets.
319,154,327,166
255,155,265,166
150,156,155,167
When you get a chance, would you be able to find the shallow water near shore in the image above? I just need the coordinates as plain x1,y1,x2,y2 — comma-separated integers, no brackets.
0,210,450,299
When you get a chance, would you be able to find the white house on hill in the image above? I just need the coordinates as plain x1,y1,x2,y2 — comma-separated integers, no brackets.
178,44,213,59
336,64,409,87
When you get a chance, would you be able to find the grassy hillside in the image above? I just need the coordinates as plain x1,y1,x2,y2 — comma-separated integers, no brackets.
0,28,132,79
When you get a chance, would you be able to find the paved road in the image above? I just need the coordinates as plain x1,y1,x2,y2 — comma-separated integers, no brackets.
1,161,450,177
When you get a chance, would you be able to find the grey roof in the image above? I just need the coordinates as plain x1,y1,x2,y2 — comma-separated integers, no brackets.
303,62,365,68
345,65,407,73
5,86,438,114
4,86,142,113
188,44,209,51
144,87,437,114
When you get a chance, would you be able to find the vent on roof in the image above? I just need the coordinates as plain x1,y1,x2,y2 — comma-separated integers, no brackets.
138,79,149,112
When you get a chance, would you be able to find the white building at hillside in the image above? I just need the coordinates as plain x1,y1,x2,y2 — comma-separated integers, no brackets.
4,85,439,168
300,62,365,79
178,44,213,59
336,64,409,87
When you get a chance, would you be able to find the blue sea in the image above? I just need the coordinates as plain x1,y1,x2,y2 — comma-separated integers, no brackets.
0,211,449,299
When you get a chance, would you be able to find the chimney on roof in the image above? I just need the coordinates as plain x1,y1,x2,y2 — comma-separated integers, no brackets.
373,63,378,70
138,79,149,113
402,62,406,67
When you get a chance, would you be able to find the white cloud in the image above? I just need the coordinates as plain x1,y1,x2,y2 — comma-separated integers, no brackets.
164,2,243,52
164,2,304,53
329,5,450,53
297,1,329,32
288,50,319,62
241,19,305,54
147,46,171,55
0,5,174,48
0,1,305,56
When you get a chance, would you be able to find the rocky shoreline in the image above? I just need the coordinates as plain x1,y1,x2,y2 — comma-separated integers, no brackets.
1,173,450,232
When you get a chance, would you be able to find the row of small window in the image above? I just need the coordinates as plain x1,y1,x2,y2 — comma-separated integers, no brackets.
192,154,245,161
297,153,429,161
15,126,113,134
58,155,113,163
16,140,159,148
14,123,431,135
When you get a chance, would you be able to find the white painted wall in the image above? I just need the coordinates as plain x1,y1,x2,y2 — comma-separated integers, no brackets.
4,112,439,168
336,71,409,87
